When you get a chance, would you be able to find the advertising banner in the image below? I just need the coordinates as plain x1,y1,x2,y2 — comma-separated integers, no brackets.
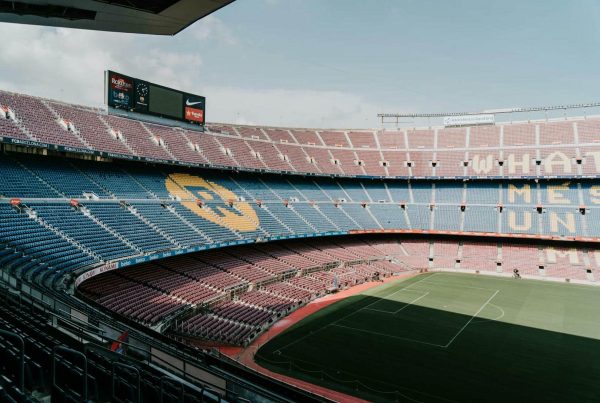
443,114,495,127
108,73,133,108
185,106,204,123
184,93,205,123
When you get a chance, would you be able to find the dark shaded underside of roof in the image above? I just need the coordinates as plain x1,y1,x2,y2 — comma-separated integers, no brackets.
0,2,96,21
92,0,179,14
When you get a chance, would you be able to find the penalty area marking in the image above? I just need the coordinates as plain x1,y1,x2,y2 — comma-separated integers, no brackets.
471,303,505,324
274,274,438,353
364,291,430,315
443,289,500,348
332,288,500,349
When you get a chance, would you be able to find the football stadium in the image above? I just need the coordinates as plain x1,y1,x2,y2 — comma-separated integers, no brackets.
1,1,600,402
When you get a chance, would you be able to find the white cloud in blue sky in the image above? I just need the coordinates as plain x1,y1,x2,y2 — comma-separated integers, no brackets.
1,0,600,128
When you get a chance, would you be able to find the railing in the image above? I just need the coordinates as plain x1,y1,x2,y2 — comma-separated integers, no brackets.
0,273,331,402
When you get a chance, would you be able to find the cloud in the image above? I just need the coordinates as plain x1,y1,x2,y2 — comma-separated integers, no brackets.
0,23,206,106
128,49,202,91
205,86,381,128
190,15,237,45
0,21,381,128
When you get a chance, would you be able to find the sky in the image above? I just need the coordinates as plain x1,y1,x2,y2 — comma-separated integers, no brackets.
1,0,600,128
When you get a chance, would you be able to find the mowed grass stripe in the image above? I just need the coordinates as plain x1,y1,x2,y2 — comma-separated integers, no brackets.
256,273,600,402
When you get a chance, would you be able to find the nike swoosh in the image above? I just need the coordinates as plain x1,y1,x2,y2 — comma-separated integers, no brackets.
186,100,203,106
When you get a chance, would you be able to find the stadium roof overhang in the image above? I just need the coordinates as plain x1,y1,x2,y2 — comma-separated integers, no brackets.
0,0,236,35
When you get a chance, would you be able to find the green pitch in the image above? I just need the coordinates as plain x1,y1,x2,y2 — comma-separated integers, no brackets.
256,273,600,402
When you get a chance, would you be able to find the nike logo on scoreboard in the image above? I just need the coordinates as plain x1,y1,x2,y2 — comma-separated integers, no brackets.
186,99,203,106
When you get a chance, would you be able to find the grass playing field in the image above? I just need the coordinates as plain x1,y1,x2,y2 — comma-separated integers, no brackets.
255,273,600,402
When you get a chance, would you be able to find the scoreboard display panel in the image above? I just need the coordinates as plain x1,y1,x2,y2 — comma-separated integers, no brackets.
105,70,205,125
149,84,183,119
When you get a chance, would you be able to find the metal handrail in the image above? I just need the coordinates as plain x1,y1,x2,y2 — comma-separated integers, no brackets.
53,345,88,401
0,328,24,393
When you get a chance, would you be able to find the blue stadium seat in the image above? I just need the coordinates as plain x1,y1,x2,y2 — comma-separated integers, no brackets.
386,182,411,202
316,203,358,231
316,179,348,201
466,182,500,205
435,182,464,204
434,205,462,231
340,204,380,229
464,206,499,233
291,203,337,233
73,160,154,199
369,204,408,229
338,180,370,202
0,155,60,198
406,204,431,230
83,203,173,252
31,203,136,260
361,181,390,202
411,182,433,203
19,155,111,198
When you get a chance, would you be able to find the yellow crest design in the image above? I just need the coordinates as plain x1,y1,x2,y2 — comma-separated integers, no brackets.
166,173,259,232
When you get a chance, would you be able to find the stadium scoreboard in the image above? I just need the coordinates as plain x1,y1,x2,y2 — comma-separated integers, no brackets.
105,70,205,125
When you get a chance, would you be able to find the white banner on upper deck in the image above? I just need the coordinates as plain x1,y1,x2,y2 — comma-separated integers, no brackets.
443,114,495,127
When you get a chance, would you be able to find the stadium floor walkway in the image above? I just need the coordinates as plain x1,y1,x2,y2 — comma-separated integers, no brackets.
220,271,419,403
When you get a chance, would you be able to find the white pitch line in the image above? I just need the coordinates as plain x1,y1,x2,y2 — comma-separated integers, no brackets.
364,290,429,314
491,303,506,321
391,291,430,314
273,324,328,354
413,280,497,292
330,323,446,348
276,274,436,353
339,273,437,323
443,289,500,348
471,303,506,323
363,307,399,314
